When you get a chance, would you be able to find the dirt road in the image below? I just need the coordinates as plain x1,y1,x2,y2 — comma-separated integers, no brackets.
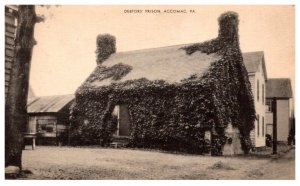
20,146,295,179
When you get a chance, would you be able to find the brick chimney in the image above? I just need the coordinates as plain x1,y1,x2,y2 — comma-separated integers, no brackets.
218,11,239,44
96,34,116,65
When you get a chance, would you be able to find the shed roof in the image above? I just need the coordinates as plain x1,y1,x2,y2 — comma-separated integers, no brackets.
266,78,293,98
27,94,75,113
82,44,266,89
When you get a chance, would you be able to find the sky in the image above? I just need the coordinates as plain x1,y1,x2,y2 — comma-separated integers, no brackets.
30,5,295,97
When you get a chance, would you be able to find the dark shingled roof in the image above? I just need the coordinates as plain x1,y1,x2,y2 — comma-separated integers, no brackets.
83,43,265,89
266,78,293,98
27,94,75,113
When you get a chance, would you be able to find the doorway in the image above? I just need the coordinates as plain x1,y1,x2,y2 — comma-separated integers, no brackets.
112,104,131,136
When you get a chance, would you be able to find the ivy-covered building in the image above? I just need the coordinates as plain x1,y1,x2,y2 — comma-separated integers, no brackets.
70,12,256,155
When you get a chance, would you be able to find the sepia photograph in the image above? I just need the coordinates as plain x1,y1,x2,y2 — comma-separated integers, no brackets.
2,2,296,181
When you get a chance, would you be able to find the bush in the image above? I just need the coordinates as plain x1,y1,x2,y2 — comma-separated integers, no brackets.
266,134,272,147
240,135,252,154
287,134,294,145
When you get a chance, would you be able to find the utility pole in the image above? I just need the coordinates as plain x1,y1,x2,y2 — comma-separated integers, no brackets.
272,97,277,154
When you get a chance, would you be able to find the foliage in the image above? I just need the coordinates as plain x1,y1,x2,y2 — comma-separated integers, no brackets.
70,11,255,154
265,134,272,147
183,11,256,153
84,63,132,85
208,161,236,170
95,34,116,65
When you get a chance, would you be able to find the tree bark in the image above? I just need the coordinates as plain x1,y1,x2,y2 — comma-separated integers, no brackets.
5,5,36,169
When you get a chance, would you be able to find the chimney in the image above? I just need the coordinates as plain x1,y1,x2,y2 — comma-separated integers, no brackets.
96,34,116,65
218,11,239,44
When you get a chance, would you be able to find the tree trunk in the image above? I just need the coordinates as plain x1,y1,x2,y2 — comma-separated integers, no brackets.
5,5,36,169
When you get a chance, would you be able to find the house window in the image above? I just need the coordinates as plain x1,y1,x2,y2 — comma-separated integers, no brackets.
262,116,265,137
36,119,57,137
257,79,259,101
266,99,272,112
257,114,260,136
262,84,264,104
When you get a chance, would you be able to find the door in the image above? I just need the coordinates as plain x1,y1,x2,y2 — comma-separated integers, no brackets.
112,104,131,136
118,104,131,136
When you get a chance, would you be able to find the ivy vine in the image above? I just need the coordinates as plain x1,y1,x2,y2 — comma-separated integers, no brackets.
70,11,255,155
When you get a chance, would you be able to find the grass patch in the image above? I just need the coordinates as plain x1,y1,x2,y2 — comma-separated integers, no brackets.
247,169,264,177
207,161,235,170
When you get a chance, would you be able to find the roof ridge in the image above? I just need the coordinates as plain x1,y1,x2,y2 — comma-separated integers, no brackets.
115,42,196,55
268,78,291,80
242,50,264,53
36,94,74,98
116,44,263,56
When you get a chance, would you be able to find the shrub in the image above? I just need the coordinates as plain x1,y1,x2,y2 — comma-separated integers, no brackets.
266,134,272,147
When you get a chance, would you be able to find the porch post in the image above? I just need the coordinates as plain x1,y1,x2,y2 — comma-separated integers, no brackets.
272,97,277,154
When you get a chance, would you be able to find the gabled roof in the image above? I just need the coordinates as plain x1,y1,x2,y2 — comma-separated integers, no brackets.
266,78,293,98
243,51,267,79
82,43,267,90
88,44,221,88
27,94,75,113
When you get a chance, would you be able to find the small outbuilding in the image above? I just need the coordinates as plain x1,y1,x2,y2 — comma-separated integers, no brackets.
27,94,75,145
265,78,293,142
